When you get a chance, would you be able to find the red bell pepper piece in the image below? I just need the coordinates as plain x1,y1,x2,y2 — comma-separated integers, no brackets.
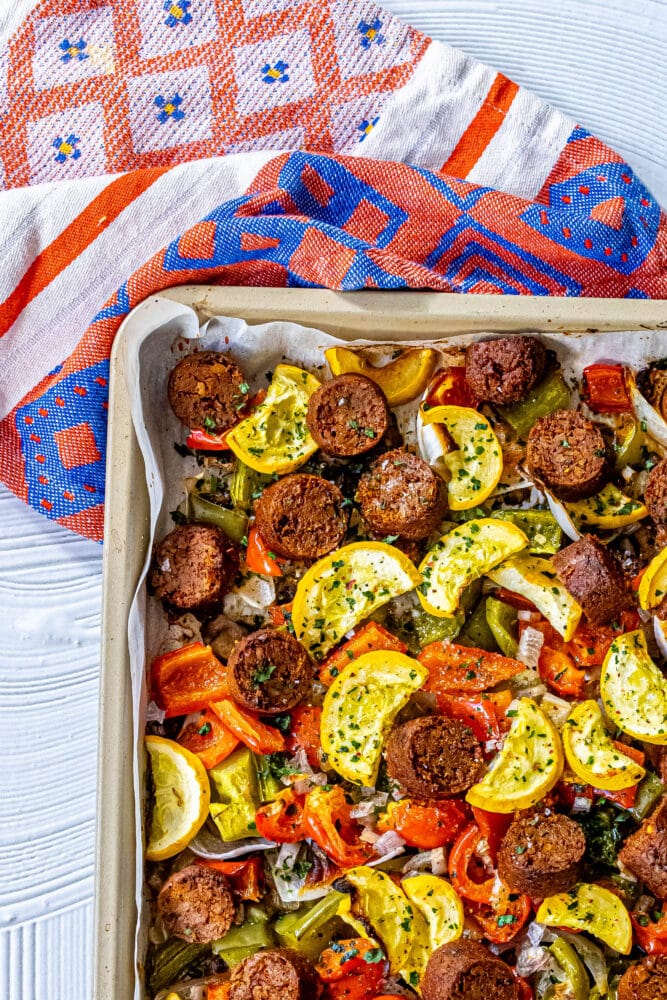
633,906,667,955
468,888,532,944
538,646,586,699
583,363,632,414
197,857,264,901
206,984,232,1000
593,741,645,810
267,601,293,628
471,806,512,865
376,799,468,850
210,698,286,754
317,938,388,1000
185,427,232,451
420,641,524,696
448,823,496,904
513,974,535,1000
255,787,305,843
438,691,512,743
286,704,322,770
319,622,407,687
425,366,474,408
302,786,373,868
178,708,239,769
494,587,539,612
245,526,283,577
151,642,230,717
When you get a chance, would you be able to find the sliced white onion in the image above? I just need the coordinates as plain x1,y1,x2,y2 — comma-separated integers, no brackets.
528,921,553,946
572,795,593,813
269,844,329,904
373,830,406,857
349,801,378,819
545,489,580,541
516,625,544,670
515,944,552,978
293,748,314,775
638,606,653,623
223,574,275,623
430,846,448,875
626,368,667,449
541,692,572,730
416,415,450,479
655,615,667,659
190,825,275,859
559,930,608,995
360,827,380,844
401,851,433,874
146,700,166,724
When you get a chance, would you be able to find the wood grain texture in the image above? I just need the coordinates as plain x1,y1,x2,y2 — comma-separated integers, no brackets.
1,1,666,997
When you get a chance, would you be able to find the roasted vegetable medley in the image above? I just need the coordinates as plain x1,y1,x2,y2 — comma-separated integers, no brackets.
144,335,667,1000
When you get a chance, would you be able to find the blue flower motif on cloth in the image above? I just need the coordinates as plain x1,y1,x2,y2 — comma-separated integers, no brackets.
358,117,379,142
358,19,385,49
59,38,88,63
163,0,192,27
155,93,186,123
262,60,289,84
53,134,81,163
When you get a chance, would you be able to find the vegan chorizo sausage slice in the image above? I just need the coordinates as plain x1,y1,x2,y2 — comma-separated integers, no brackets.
357,448,447,541
227,628,314,715
385,715,483,799
497,810,586,898
618,956,667,1000
229,948,322,1000
421,940,518,1000
525,409,610,500
306,373,389,457
552,534,630,625
465,335,548,406
253,474,349,560
149,524,239,614
618,796,667,900
157,865,235,944
168,351,247,433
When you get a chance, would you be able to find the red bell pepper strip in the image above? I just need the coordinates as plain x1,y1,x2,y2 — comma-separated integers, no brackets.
494,587,539,612
185,427,232,451
178,708,239,769
593,741,645,810
316,938,388,1000
267,601,293,628
438,691,512,743
376,798,468,850
302,786,374,868
206,985,232,1000
513,974,535,1000
471,807,512,865
286,704,322,770
633,906,667,955
538,646,586,699
420,641,524,695
151,642,230,717
319,622,407,687
245,526,283,577
254,787,305,843
448,823,496,904
468,889,532,944
425,366,474,408
583,363,632,414
197,857,264,901
210,698,286,754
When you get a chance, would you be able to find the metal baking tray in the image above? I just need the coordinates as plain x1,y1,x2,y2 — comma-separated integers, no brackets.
94,286,667,1000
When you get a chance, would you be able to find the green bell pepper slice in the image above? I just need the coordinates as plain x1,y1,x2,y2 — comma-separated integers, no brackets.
188,492,248,543
230,459,272,510
494,508,562,554
485,596,519,657
499,369,571,440
213,905,274,966
549,937,590,1000
274,891,349,960
628,771,665,821
458,599,498,652
148,940,209,992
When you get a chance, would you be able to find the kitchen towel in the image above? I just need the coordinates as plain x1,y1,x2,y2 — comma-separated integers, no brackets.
1,0,665,542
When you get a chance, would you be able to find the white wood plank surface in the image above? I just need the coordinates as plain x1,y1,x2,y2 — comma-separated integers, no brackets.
1,2,666,996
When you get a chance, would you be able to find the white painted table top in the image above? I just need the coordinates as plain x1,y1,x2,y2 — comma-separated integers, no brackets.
2,2,666,997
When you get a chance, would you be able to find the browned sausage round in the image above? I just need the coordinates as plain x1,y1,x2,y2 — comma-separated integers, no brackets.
253,474,348,560
618,956,667,1000
357,448,447,541
552,535,630,625
526,410,610,500
157,865,235,944
168,351,247,433
421,940,518,1000
497,810,586,898
646,457,667,527
385,715,483,799
306,374,389,457
229,948,322,1000
465,335,548,406
149,524,239,614
227,629,314,715
618,796,667,900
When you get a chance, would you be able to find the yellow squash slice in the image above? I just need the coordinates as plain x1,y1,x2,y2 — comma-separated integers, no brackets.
292,541,421,658
420,405,503,510
325,346,438,406
418,518,528,618
401,875,464,985
226,364,320,474
562,700,645,791
466,698,564,813
565,482,647,531
487,553,582,641
342,867,415,973
638,546,667,611
145,736,210,861
601,629,667,744
321,650,428,785
536,883,632,954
